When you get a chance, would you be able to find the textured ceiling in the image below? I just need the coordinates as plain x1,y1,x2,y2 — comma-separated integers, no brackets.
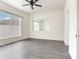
1,0,65,14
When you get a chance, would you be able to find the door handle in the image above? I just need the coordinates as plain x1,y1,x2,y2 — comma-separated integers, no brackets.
76,34,79,38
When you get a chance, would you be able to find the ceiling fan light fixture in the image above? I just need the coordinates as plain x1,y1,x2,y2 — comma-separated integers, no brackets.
23,0,42,9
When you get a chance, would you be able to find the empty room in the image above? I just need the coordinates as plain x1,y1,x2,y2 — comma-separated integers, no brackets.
0,0,79,59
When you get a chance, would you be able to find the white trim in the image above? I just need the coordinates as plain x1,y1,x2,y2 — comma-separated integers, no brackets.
0,36,28,46
29,37,64,41
64,40,69,46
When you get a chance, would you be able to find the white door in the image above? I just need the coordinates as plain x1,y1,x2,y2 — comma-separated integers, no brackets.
77,0,79,58
68,0,77,59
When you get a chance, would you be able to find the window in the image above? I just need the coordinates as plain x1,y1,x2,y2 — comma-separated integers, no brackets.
32,19,50,31
33,21,40,31
0,11,21,39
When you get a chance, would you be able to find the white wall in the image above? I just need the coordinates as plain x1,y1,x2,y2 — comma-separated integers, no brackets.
30,10,64,41
0,1,30,45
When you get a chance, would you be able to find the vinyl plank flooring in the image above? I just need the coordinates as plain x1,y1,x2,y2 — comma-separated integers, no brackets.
0,39,71,59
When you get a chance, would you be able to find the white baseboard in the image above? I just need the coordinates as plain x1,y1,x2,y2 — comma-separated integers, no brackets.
64,41,69,46
29,37,64,41
0,36,28,46
0,37,64,46
69,49,72,59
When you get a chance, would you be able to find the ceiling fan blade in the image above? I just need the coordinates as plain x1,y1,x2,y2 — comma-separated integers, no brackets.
35,0,39,2
25,0,30,3
34,4,42,7
34,0,39,3
22,4,30,6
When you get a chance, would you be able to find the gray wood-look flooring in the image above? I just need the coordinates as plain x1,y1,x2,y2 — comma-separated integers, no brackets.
0,39,71,59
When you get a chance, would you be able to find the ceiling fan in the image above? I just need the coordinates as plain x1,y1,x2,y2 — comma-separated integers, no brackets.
22,0,42,9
